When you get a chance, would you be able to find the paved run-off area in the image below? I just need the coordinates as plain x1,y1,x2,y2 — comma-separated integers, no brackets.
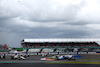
0,54,100,64
0,54,100,67
0,63,100,67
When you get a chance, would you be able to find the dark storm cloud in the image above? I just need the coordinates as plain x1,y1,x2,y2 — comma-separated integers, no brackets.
0,0,100,47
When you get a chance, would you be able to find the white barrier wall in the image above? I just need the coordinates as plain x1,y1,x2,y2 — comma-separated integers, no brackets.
42,49,54,52
28,49,41,52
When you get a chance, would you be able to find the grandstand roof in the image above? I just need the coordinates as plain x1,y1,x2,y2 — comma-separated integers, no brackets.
22,38,100,43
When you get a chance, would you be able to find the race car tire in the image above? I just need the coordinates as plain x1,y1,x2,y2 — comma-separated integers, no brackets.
3,56,5,58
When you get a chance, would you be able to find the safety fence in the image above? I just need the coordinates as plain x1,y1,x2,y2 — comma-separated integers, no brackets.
1,52,100,56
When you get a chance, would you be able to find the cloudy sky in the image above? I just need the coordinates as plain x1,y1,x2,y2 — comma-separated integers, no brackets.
0,0,100,47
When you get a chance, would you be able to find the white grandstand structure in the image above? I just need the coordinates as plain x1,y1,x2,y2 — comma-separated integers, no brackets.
22,38,100,43
21,38,100,52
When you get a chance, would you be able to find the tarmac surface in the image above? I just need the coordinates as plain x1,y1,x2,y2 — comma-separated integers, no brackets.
0,63,100,67
1,54,100,62
0,54,100,67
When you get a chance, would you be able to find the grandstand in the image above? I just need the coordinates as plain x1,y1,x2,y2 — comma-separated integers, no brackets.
0,44,8,52
21,38,100,52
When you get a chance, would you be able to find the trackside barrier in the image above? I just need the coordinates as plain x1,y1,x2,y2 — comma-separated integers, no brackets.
2,52,99,56
49,53,58,55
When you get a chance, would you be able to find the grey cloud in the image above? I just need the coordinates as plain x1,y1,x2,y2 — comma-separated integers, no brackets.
27,0,85,22
0,0,100,47
0,0,85,22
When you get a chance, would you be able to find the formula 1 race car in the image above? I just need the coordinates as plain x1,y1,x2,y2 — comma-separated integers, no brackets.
23,54,30,58
0,54,6,59
11,54,26,60
0,55,5,58
41,55,82,61
55,55,78,60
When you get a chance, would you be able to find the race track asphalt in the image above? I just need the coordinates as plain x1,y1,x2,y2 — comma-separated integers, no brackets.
0,63,100,67
1,54,100,62
0,54,100,67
